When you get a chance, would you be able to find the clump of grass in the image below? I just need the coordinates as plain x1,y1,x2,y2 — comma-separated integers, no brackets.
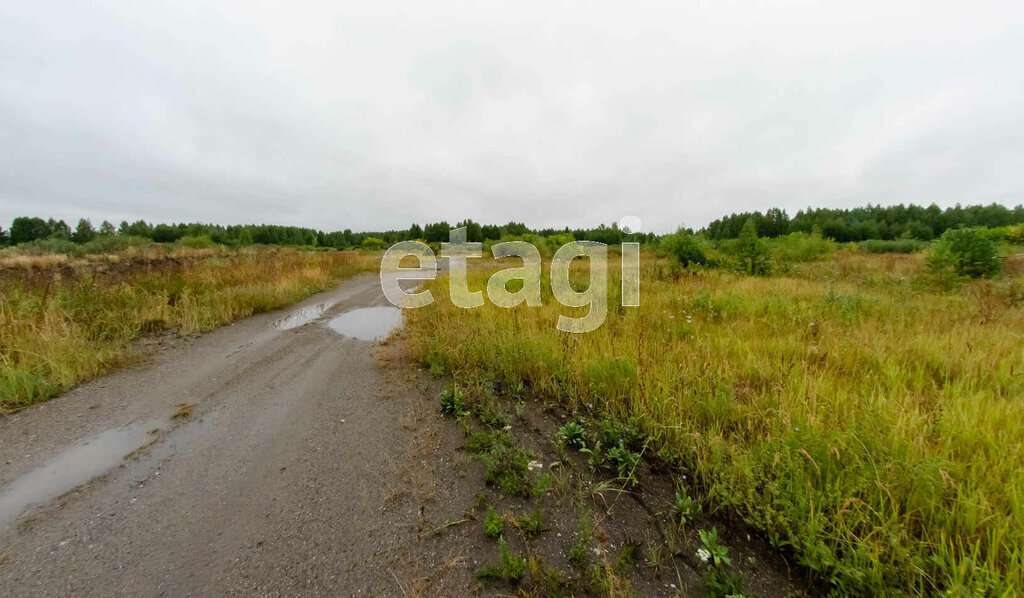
406,250,1024,594
474,536,526,585
614,539,641,573
526,557,570,597
171,402,194,419
531,472,553,499
567,511,594,569
516,508,546,537
465,430,537,497
474,403,510,429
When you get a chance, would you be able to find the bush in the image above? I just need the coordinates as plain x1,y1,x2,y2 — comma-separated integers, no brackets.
660,229,709,267
152,224,182,243
736,218,770,275
984,224,1024,245
7,234,154,257
360,237,385,250
859,239,927,254
928,227,1001,278
175,235,217,249
770,231,835,263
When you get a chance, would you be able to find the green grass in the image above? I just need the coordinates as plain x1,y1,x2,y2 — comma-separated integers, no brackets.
407,249,1024,594
0,248,377,412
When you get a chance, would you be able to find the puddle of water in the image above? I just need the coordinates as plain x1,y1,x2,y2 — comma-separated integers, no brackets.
0,422,155,527
325,306,403,341
273,300,336,330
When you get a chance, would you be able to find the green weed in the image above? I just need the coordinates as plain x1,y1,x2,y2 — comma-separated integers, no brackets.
439,385,468,417
484,505,504,539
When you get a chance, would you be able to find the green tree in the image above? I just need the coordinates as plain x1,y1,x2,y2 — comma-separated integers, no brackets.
481,224,501,240
71,218,96,243
152,224,180,243
47,219,72,239
99,220,117,235
408,223,423,239
423,222,451,243
10,217,51,244
928,227,1001,278
737,217,770,275
123,220,153,237
0,226,9,246
456,219,483,242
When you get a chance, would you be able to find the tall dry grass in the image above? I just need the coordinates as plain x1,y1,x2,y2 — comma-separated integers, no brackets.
406,251,1024,595
0,248,377,412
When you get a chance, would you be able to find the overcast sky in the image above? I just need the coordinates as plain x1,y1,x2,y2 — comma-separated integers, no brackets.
2,1,1023,233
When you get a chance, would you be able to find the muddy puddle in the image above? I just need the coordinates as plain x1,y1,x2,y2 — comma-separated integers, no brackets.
325,306,403,341
273,301,336,330
0,422,157,527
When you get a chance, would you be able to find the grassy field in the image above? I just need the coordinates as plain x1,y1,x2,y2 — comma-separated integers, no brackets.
406,248,1024,595
0,247,377,412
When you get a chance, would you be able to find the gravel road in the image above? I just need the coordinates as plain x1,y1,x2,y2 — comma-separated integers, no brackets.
0,273,466,596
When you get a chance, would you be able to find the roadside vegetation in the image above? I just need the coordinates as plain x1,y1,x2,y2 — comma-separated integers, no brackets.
408,227,1024,595
433,379,791,597
3,203,1023,593
0,247,377,412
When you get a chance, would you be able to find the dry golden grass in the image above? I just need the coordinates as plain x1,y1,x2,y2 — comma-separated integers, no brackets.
0,248,377,412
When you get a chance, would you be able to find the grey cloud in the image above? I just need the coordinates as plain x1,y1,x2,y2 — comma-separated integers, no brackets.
2,0,1023,233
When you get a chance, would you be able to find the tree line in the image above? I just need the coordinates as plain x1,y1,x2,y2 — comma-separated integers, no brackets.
3,202,1021,249
701,203,1024,242
0,216,656,249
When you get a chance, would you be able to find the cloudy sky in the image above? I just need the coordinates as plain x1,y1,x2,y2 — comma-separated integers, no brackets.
2,1,1023,233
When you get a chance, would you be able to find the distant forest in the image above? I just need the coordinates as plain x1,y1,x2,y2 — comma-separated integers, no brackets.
701,203,1024,242
0,217,654,249
2,202,1023,249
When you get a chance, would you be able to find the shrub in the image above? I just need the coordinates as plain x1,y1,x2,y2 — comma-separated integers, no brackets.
928,227,1001,278
176,235,217,249
736,218,770,275
985,224,1024,244
360,236,385,250
7,234,153,257
770,231,835,263
859,238,927,254
660,229,709,267
82,234,153,254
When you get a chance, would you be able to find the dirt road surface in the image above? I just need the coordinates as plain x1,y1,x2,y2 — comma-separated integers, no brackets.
0,273,474,596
